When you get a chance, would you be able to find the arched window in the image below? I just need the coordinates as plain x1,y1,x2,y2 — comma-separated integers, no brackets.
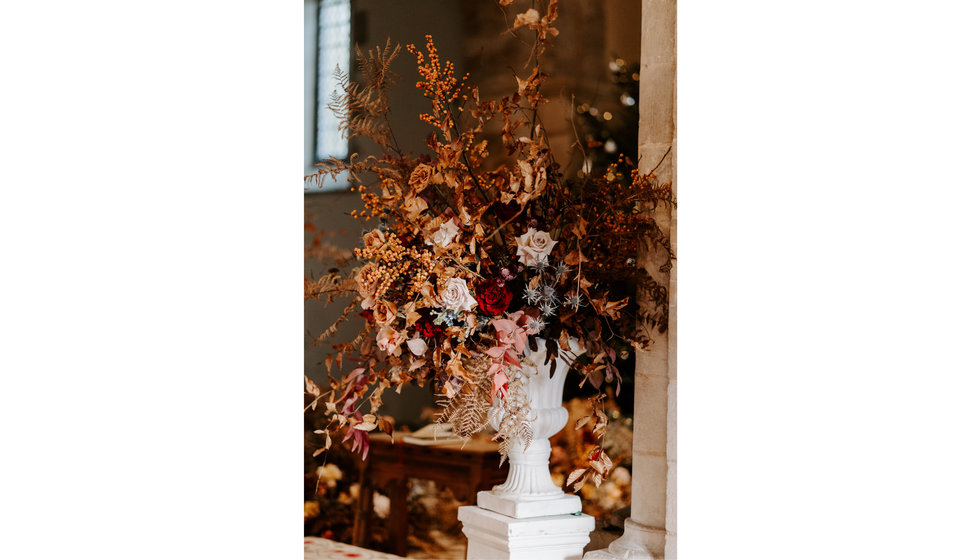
305,0,350,189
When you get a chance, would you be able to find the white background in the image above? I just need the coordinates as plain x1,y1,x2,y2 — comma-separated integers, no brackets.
2,1,979,559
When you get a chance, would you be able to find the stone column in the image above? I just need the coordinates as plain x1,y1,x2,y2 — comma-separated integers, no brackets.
585,0,676,558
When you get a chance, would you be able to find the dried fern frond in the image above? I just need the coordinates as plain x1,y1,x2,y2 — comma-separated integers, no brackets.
436,379,492,440
311,299,360,347
492,366,534,466
436,353,495,440
326,39,402,150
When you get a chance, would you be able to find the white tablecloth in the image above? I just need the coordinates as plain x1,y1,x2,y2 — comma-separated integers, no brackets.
304,537,406,559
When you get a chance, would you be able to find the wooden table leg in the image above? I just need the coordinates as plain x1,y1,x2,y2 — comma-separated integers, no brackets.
352,466,372,547
388,477,408,558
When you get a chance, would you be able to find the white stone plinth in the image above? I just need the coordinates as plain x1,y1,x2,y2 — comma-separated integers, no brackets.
477,488,582,518
459,505,595,560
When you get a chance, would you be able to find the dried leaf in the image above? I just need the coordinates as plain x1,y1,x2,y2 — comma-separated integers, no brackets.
589,469,603,488
594,408,608,438
558,329,571,351
304,376,320,396
564,248,589,266
566,467,588,492
377,416,394,439
353,414,377,431
513,9,540,29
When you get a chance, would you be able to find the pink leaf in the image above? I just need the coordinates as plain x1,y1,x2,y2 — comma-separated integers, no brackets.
492,370,509,401
491,318,518,334
511,329,527,353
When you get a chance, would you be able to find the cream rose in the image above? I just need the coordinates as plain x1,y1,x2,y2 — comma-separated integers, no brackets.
515,227,557,266
426,219,460,248
439,277,477,312
376,326,404,356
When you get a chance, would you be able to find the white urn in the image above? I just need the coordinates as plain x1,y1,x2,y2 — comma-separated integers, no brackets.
478,337,585,519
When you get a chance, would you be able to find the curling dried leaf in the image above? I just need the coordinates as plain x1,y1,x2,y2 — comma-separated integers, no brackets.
558,329,571,351
566,468,589,493
593,408,608,438
353,414,377,431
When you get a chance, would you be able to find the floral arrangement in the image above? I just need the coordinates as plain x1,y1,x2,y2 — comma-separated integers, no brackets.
304,0,674,489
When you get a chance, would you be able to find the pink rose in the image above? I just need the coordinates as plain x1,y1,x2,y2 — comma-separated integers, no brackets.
376,326,405,356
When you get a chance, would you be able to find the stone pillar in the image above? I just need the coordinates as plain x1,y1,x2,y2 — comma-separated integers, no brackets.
585,0,676,558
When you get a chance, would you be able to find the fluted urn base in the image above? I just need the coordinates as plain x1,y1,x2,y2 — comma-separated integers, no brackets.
477,436,583,518
477,489,582,519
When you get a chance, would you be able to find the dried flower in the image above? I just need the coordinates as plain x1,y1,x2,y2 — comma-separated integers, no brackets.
439,277,477,312
540,284,557,304
372,300,398,325
427,219,460,248
417,310,444,339
526,316,546,332
362,229,387,252
540,301,556,317
516,227,557,266
523,285,541,304
354,263,381,309
376,326,404,356
408,163,434,192
476,279,514,316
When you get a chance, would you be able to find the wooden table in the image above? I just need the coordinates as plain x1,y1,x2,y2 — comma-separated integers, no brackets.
352,432,507,556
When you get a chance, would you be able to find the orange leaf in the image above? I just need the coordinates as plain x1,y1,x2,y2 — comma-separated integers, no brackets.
564,249,589,266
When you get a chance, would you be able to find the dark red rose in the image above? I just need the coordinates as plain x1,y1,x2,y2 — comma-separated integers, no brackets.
476,279,513,316
416,308,443,339
491,201,522,221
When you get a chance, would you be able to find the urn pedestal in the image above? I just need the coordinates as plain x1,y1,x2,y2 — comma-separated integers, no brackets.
459,339,595,560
